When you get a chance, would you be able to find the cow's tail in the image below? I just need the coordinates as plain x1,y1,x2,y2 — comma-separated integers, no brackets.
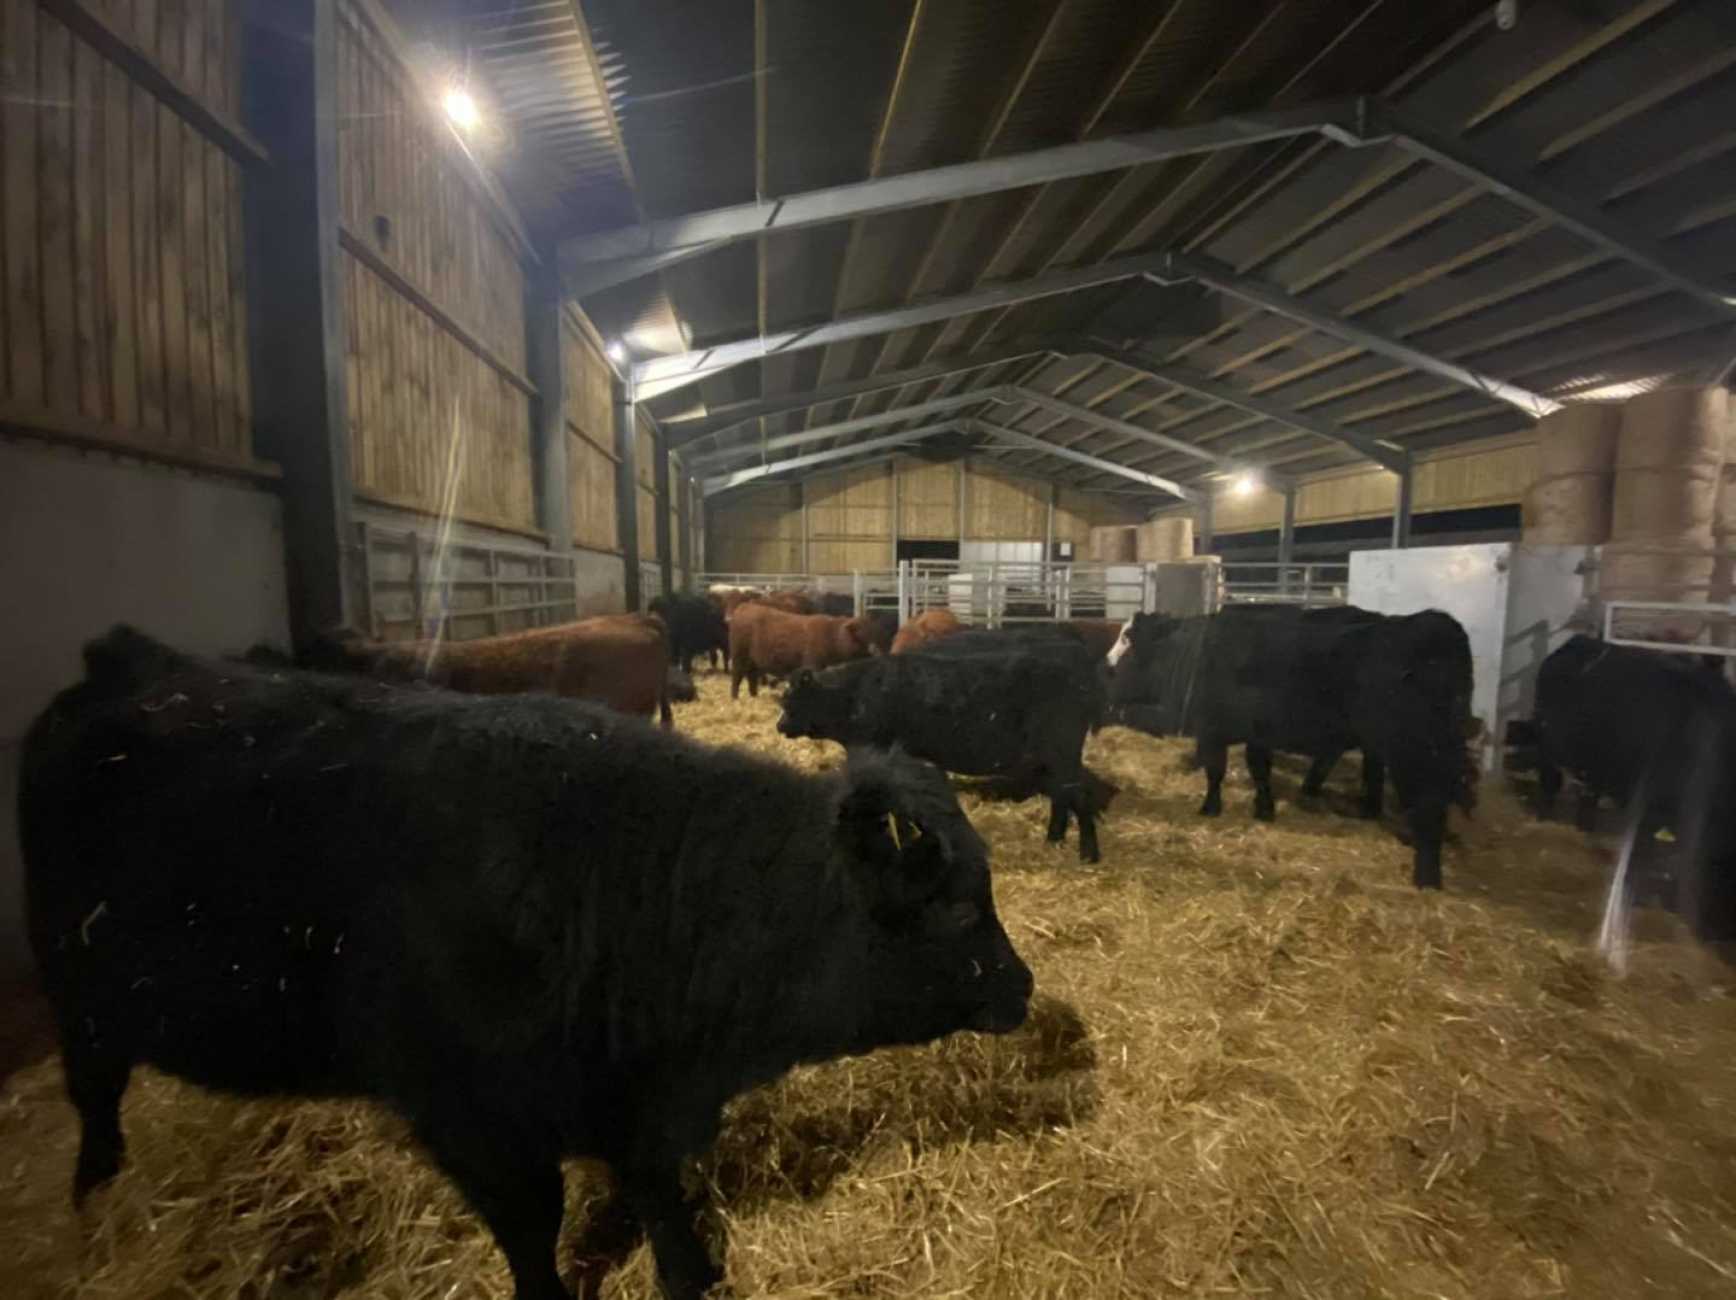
81,624,185,695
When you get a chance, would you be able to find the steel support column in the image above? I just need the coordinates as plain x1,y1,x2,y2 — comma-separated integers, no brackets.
242,0,352,648
615,390,641,609
1279,485,1296,590
1391,456,1415,549
525,273,571,552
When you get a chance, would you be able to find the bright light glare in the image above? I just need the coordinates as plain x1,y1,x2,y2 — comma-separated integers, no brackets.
606,341,628,364
443,87,480,131
1232,472,1258,498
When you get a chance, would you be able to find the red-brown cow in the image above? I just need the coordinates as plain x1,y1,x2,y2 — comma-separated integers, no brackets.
891,608,965,655
322,614,674,727
730,604,880,698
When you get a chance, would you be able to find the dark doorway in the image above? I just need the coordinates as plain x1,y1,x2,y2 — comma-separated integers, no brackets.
897,540,959,563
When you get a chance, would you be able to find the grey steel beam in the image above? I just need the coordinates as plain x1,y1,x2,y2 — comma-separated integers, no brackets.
967,419,1194,500
1008,386,1267,476
561,101,1365,296
666,342,1062,445
1278,485,1295,591
632,252,1173,399
688,391,1005,468
1362,99,1736,318
1150,253,1559,417
1082,343,1410,472
702,424,961,495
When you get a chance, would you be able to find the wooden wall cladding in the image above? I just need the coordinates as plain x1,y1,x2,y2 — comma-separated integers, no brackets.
964,463,1048,540
343,255,534,533
559,312,618,553
335,0,535,533
896,460,958,539
707,485,801,573
806,463,892,571
1,1,255,471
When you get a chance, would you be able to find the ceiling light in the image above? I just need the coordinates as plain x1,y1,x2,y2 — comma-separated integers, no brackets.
606,341,628,364
443,86,480,131
1232,472,1258,498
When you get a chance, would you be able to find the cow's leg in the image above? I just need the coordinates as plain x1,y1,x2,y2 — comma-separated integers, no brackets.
620,1152,724,1300
658,678,674,730
60,1026,132,1206
747,668,761,698
1391,766,1447,890
1198,736,1227,817
1359,753,1387,820
1536,754,1563,817
1575,787,1600,833
419,1122,569,1300
1246,745,1277,822
729,660,744,700
1300,749,1341,799
1074,782,1100,864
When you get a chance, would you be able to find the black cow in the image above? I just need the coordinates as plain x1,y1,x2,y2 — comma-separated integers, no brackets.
813,592,856,617
1528,635,1736,936
22,626,1033,1300
777,639,1105,862
648,592,729,674
1109,605,1476,889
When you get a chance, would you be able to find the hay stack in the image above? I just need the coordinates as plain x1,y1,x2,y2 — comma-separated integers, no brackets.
1521,404,1619,545
1602,386,1729,639
1090,525,1137,563
1136,516,1194,562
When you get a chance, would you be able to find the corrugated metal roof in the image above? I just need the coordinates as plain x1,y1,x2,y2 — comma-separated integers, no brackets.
460,0,1736,499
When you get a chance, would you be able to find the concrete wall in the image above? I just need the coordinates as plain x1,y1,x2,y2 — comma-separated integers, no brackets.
0,441,292,975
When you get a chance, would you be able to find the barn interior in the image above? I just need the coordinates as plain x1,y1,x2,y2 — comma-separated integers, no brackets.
3,0,1736,1296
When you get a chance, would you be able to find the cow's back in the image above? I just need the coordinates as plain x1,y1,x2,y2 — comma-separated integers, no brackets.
22,637,787,1098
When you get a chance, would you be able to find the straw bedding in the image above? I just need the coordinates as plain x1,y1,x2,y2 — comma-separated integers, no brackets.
5,673,1736,1298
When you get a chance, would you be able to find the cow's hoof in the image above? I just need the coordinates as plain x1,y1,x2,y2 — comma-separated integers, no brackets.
1358,805,1381,821
1198,801,1222,818
1254,804,1276,823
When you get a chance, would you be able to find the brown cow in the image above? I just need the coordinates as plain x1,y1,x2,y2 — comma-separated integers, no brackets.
320,614,674,727
891,608,965,654
751,590,818,616
729,605,880,698
710,587,767,622
1063,619,1126,661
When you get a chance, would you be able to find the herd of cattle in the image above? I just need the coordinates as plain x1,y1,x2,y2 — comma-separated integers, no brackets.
17,581,1733,1299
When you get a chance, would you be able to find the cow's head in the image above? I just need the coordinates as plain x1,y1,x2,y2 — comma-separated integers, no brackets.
777,667,853,740
1112,612,1182,667
842,616,885,657
833,749,1032,1044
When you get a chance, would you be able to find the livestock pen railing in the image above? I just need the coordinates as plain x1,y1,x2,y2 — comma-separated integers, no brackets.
1221,562,1350,607
357,522,578,642
696,559,1223,624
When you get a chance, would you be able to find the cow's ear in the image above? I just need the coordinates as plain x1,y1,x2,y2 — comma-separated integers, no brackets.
836,753,974,901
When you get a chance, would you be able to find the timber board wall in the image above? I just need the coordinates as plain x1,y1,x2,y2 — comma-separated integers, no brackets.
636,415,659,563
2,0,257,474
335,0,536,537
560,308,620,556
1168,432,1542,535
706,458,1143,573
